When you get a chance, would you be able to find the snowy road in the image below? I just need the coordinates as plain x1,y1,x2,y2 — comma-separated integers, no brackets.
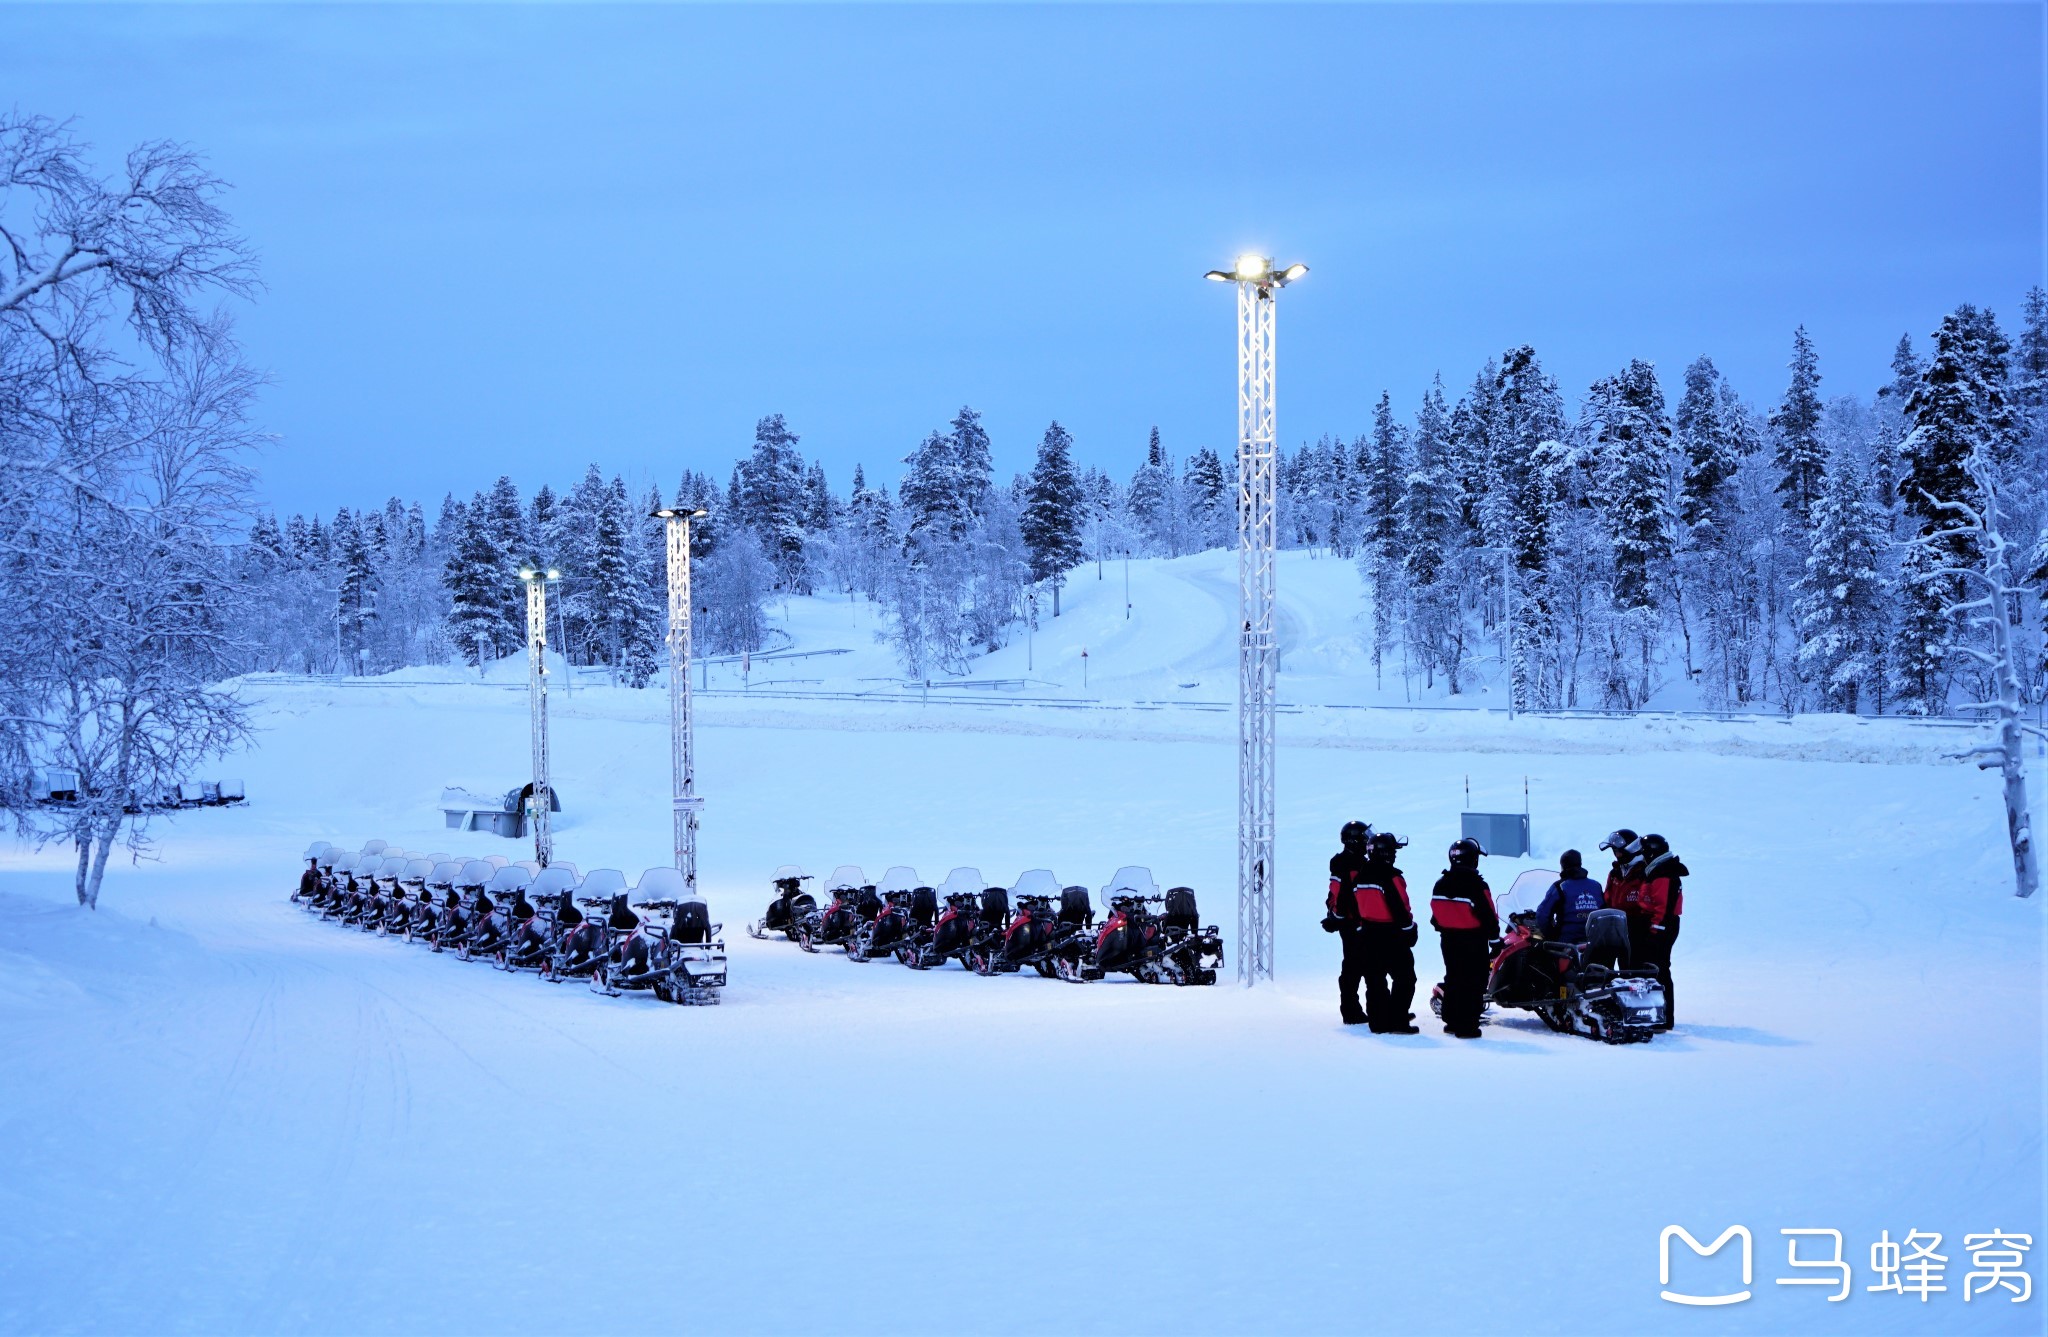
0,680,2039,1335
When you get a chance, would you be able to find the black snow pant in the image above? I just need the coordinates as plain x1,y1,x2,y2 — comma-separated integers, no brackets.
1438,931,1492,1035
1340,926,1416,1029
1639,916,1679,1029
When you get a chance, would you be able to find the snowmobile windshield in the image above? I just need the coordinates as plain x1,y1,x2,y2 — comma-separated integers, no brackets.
486,867,533,896
775,864,809,882
303,841,332,859
529,867,579,899
483,856,509,870
1499,869,1560,918
1101,866,1159,898
577,869,628,900
829,865,870,892
361,840,389,856
634,867,687,900
403,859,435,881
933,867,983,898
455,860,495,890
877,866,922,895
378,857,410,879
427,861,464,888
351,857,383,877
319,850,348,869
1009,869,1061,899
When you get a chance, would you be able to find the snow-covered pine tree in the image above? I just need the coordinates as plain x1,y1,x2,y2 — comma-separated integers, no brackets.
1183,447,1228,551
802,460,837,535
1795,447,1887,712
333,509,380,674
1021,420,1085,614
1127,427,1174,555
950,406,995,529
529,485,559,565
1587,359,1673,707
443,492,515,668
900,429,963,542
1400,374,1467,691
585,475,660,685
1872,334,1923,511
1770,326,1826,532
1359,393,1410,687
1893,304,2018,714
738,414,809,591
1493,347,1568,709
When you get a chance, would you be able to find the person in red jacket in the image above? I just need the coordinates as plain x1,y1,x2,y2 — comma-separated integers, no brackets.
1599,829,1641,914
1322,824,1418,1032
1429,838,1499,1039
1630,833,1685,1031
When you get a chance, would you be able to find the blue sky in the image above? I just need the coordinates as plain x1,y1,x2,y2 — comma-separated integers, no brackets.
6,3,2040,515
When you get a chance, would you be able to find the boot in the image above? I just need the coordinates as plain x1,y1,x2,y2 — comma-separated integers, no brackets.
1340,1000,1367,1026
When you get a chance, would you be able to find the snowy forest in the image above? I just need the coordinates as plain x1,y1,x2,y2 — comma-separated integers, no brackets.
5,106,2047,911
235,301,2048,720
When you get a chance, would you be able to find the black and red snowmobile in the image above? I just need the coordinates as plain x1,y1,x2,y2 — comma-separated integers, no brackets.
1429,895,1666,1044
849,868,926,963
1054,868,1223,985
899,867,986,969
799,866,882,954
969,871,1093,977
748,865,818,941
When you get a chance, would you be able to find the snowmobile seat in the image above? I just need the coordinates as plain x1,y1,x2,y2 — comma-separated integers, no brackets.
1059,887,1093,926
1584,909,1631,969
981,887,1009,926
855,886,883,920
910,887,938,926
1162,887,1199,930
671,897,711,944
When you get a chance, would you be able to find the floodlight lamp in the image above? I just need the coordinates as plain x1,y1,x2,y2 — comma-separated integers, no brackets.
1204,270,1233,282
1233,254,1269,281
545,568,561,581
689,508,708,519
518,567,536,581
653,507,677,519
1281,263,1308,282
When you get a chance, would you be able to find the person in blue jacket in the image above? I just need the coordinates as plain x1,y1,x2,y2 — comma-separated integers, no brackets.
1535,850,1604,944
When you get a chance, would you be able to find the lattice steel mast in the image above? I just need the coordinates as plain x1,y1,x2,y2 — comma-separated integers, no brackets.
518,564,562,868
655,507,708,890
1206,254,1306,986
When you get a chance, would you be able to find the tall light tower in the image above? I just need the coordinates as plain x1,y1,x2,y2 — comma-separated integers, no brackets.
517,563,562,868
1206,253,1307,986
654,507,708,892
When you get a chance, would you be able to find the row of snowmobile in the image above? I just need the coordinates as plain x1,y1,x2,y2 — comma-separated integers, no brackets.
750,864,1226,986
292,839,728,1004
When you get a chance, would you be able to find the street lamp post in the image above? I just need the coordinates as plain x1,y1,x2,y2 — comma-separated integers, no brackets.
1206,252,1306,988
517,563,562,867
654,508,708,892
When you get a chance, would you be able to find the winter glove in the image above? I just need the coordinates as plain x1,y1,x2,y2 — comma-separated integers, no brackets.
1320,915,1341,934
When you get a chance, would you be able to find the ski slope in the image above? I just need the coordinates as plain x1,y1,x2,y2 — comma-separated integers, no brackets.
0,558,2041,1336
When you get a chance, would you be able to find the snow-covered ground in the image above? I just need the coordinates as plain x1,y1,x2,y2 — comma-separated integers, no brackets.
1,556,2040,1335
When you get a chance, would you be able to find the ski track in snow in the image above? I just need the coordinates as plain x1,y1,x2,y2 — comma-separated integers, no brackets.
0,551,2040,1336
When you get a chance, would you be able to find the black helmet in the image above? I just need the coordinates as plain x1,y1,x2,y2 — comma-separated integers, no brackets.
1448,837,1483,868
1368,831,1404,862
444,890,460,908
1637,833,1670,861
1600,829,1638,854
1559,848,1585,874
1340,820,1371,848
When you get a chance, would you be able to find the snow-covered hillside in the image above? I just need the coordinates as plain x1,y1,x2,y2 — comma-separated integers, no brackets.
2,626,2039,1335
